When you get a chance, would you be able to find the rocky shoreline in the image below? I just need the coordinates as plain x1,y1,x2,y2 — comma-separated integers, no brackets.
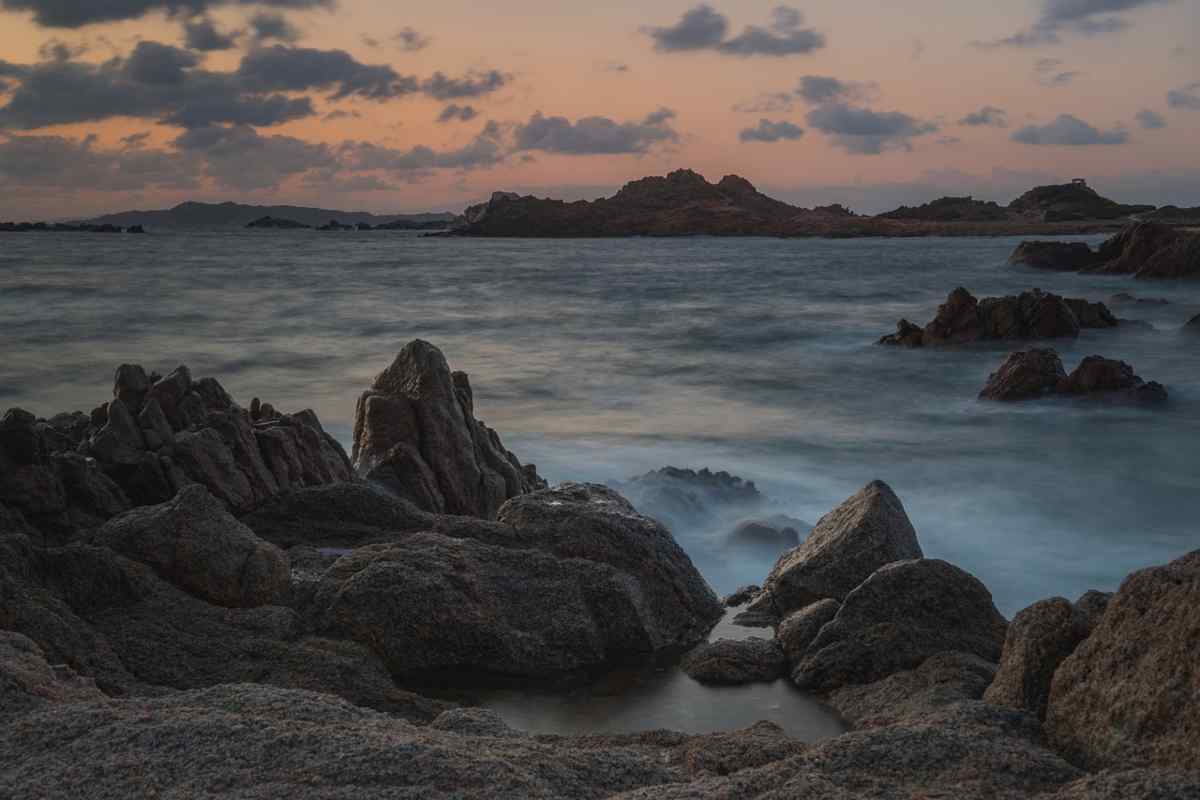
2,341,1197,798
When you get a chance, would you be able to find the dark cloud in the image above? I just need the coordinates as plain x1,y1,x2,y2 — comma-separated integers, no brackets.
976,0,1170,47
739,118,804,143
0,132,201,190
795,75,873,104
174,123,334,190
340,121,505,173
0,0,334,28
732,92,795,113
644,4,825,57
513,109,678,155
1135,109,1166,129
420,70,510,100
37,39,87,61
249,11,301,42
805,102,938,154
238,45,418,99
322,109,360,121
437,103,478,123
125,41,200,84
1167,82,1200,110
959,106,1008,127
395,26,430,51
1011,114,1128,145
183,17,240,51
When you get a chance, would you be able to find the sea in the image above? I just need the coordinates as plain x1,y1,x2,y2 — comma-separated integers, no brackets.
3,230,1198,736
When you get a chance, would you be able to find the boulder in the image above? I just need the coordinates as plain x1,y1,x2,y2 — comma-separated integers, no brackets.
792,559,1007,692
351,340,545,519
731,589,781,627
1059,356,1168,403
979,348,1066,401
1009,241,1102,271
764,481,922,615
1074,589,1111,632
93,485,289,608
1046,549,1200,770
723,584,760,607
113,364,151,413
680,637,786,685
829,651,998,728
983,597,1090,720
776,598,840,666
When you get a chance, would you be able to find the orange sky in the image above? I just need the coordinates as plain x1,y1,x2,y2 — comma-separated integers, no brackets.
0,0,1197,217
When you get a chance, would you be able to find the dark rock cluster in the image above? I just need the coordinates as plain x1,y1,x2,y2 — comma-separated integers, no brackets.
979,350,1168,403
1011,222,1200,279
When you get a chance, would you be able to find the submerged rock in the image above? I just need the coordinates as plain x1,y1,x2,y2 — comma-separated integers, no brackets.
680,637,786,685
351,340,545,519
983,597,1090,720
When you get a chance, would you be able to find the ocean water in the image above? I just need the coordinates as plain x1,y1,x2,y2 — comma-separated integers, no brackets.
3,231,1199,617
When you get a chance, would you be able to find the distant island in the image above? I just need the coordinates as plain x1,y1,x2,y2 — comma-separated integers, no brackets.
82,201,457,231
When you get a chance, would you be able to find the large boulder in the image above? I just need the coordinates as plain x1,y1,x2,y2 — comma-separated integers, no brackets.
979,348,1067,401
351,340,545,519
1045,550,1200,770
307,483,722,679
764,481,922,615
792,559,1008,691
1009,241,1103,271
680,637,786,685
983,597,1090,720
93,485,289,608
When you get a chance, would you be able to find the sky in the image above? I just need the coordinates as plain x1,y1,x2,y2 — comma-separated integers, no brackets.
0,0,1197,217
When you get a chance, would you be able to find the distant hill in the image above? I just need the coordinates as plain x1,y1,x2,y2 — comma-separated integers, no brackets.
878,196,1009,223
84,201,457,230
1008,182,1154,222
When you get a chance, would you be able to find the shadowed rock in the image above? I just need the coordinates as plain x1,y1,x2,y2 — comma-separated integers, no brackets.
983,597,1090,720
830,651,998,728
981,352,1167,404
1009,241,1103,271
979,348,1067,401
777,598,840,666
1091,222,1200,279
680,638,786,685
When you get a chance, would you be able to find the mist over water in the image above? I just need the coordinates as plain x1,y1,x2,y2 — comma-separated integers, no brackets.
3,231,1199,617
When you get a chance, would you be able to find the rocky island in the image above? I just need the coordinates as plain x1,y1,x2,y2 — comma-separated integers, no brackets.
2,340,1197,798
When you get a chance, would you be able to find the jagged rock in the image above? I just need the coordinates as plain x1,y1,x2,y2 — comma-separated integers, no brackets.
680,638,786,684
764,481,922,615
86,397,145,465
136,397,173,450
146,366,192,430
830,651,998,728
240,481,435,549
1064,297,1119,328
1009,241,1103,271
351,340,544,519
307,483,722,679
50,452,129,526
113,364,151,413
792,559,1007,692
1091,222,1200,279
1059,356,1168,402
983,597,1090,720
979,348,1067,401
171,427,258,510
777,599,840,666
1046,549,1200,770
732,589,782,627
878,318,925,346
93,485,289,608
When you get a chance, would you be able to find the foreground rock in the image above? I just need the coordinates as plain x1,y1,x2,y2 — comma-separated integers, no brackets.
681,638,786,684
764,481,922,616
980,350,1168,403
829,651,998,727
983,597,1090,720
351,340,545,519
879,287,1117,347
1046,549,1200,770
792,559,1007,691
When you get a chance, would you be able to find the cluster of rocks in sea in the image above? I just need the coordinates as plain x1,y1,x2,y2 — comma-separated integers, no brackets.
0,221,145,233
2,341,1197,798
1011,221,1200,280
979,351,1168,403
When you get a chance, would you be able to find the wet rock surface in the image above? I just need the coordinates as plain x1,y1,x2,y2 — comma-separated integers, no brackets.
680,637,786,685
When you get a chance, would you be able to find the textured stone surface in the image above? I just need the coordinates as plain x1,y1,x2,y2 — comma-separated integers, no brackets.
680,637,786,684
1009,240,1103,271
1049,769,1200,799
1046,549,1200,770
777,598,840,666
983,597,1089,719
830,651,998,728
980,348,1067,401
765,481,922,615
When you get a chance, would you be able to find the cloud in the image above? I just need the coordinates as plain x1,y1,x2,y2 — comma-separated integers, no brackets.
1135,109,1166,129
601,62,631,73
174,123,335,190
249,11,301,43
795,75,873,104
0,0,334,28
237,45,418,100
183,17,240,51
976,0,1170,48
1011,114,1129,145
1034,58,1080,87
340,121,506,173
0,131,201,191
513,109,678,155
644,4,825,57
1167,82,1200,110
739,118,804,142
420,70,510,100
437,103,478,123
959,106,1008,127
805,102,938,154
322,109,360,121
395,27,430,51
733,92,795,113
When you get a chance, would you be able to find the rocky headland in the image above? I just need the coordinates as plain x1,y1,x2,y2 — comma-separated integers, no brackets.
2,341,1197,798
1011,221,1200,279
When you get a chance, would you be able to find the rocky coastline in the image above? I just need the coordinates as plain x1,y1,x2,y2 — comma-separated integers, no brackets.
2,341,1197,798
1010,221,1200,279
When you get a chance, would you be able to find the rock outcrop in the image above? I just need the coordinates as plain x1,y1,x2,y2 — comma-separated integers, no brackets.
1009,241,1103,271
979,348,1067,401
1045,549,1200,770
351,340,545,519
1008,222,1200,278
1008,182,1152,222
980,351,1168,403
764,481,922,615
983,597,1090,720
879,288,1117,347
680,637,786,684
791,559,1008,691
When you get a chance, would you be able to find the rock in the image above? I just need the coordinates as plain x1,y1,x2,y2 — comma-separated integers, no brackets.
86,397,145,465
146,365,193,430
1186,313,1200,331
830,651,998,727
1009,181,1150,221
776,598,840,666
428,707,520,737
171,427,258,510
0,631,104,717
1009,241,1102,271
93,485,289,608
877,318,924,346
764,481,922,615
922,286,983,344
351,340,544,519
723,584,761,607
681,721,807,778
726,517,802,553
1048,769,1200,799
113,364,151,413
1091,221,1200,279
680,637,786,684
983,597,1090,720
979,348,1066,401
1109,292,1170,305
137,397,174,450
1074,589,1111,631
1046,549,1200,770
1060,356,1168,403
731,589,781,627
792,559,1007,692
1064,297,1119,328
611,466,764,532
